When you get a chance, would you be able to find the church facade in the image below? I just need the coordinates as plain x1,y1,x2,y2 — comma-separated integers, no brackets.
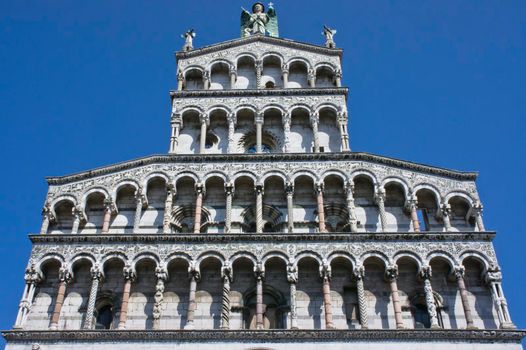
3,3,525,350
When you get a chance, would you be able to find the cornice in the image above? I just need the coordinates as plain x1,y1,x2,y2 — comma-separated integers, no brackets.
3,329,525,343
29,232,496,245
45,152,478,185
170,87,349,99
175,35,343,61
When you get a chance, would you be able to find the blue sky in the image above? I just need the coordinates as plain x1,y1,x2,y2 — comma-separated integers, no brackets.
1,0,525,343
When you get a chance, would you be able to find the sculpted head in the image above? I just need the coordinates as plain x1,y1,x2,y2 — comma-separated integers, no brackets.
252,2,265,13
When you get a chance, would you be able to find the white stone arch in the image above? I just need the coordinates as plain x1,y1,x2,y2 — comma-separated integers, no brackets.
426,251,458,270
291,170,319,183
179,106,205,119
459,251,493,273
50,195,77,217
81,187,110,210
174,171,200,185
142,171,171,194
314,102,340,115
182,65,205,76
294,250,323,267
231,171,258,184
261,52,284,66
207,59,235,72
286,57,312,70
413,183,442,208
197,251,226,267
229,251,258,267
36,254,66,277
320,169,349,183
261,170,289,184
69,253,97,274
327,251,356,267
100,251,128,269
165,252,193,268
203,171,228,183
261,250,289,267
393,251,423,271
131,251,161,270
288,103,313,115
359,251,391,268
350,169,379,186
381,176,410,199
260,103,286,115
207,104,233,117
235,52,258,65
112,179,140,202
314,62,337,73
444,191,476,206
234,104,258,115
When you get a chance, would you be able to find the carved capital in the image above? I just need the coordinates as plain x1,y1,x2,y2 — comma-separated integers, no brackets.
285,182,294,196
353,265,365,280
24,262,42,284
319,261,331,281
123,265,136,282
221,261,233,283
385,265,399,281
90,263,104,281
188,263,201,282
485,265,502,284
453,265,465,280
315,182,324,194
195,183,205,195
224,182,234,195
254,184,264,196
420,265,432,280
286,264,298,284
254,262,265,281
58,265,73,284
375,187,386,203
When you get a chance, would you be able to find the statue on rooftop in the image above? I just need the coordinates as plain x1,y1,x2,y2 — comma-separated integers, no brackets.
241,2,279,38
181,29,196,51
322,25,337,48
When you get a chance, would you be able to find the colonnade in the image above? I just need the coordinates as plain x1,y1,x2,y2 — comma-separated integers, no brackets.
14,261,515,330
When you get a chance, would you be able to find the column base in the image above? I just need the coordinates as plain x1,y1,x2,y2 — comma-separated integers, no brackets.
49,324,58,331
466,325,478,330
500,322,517,329
184,323,195,330
431,325,442,329
396,325,405,329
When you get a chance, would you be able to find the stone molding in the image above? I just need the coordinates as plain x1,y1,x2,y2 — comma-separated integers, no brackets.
4,329,526,343
170,87,348,98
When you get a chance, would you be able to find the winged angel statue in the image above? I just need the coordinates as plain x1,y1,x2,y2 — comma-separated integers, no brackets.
241,2,279,38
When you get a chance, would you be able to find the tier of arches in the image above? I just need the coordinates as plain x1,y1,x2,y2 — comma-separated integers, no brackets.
179,55,341,91
170,104,349,154
43,171,485,235
20,249,508,331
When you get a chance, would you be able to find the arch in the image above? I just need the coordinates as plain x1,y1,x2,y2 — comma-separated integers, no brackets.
234,104,258,115
81,187,110,209
131,251,161,268
261,251,289,266
294,250,323,266
327,251,356,267
445,191,476,206
208,59,235,72
142,171,170,192
165,252,193,267
50,195,77,214
232,171,258,183
36,254,65,277
261,52,284,65
288,104,312,115
229,251,258,266
286,57,311,70
112,180,140,202
459,251,492,273
174,171,200,184
100,251,128,269
260,104,286,115
314,102,340,115
291,170,318,182
426,251,457,269
314,62,337,72
261,170,289,184
69,253,97,271
359,251,391,267
235,52,258,64
196,251,226,266
320,169,349,183
350,170,379,185
381,177,410,198
179,105,205,116
182,65,205,75
207,104,233,117
393,251,423,270
413,184,442,207
203,171,228,183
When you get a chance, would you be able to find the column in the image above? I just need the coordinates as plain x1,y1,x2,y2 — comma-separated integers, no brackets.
337,112,350,152
353,266,368,329
440,203,453,232
453,266,476,329
281,64,289,87
229,65,237,89
407,195,420,232
203,70,210,90
472,202,485,231
133,189,144,233
49,266,72,330
177,71,184,91
255,59,263,88
335,69,342,87
40,204,53,235
101,198,114,234
118,265,136,330
255,113,263,153
345,181,358,232
320,263,334,329
185,266,200,329
163,184,174,234
310,112,319,153
255,184,264,233
224,182,234,233
199,113,208,154
375,187,387,232
420,266,440,329
83,264,103,329
152,267,168,330
315,183,327,233
14,265,41,329
71,206,82,234
283,112,291,153
220,263,232,329
287,264,298,329
193,183,204,234
227,113,236,153
285,182,294,233
169,118,181,154
254,263,265,330
308,67,316,87
485,266,516,329
385,265,404,329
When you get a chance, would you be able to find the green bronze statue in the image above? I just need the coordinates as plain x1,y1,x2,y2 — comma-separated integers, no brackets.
241,2,279,38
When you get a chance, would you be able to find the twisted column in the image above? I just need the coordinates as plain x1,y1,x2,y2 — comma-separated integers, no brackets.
193,183,205,234
472,202,485,231
385,265,404,329
184,265,200,329
315,182,327,233
337,111,350,152
441,203,453,232
254,263,265,330
40,203,53,235
353,265,368,329
283,112,291,153
163,184,174,234
152,267,168,330
118,265,136,330
14,263,41,329
286,182,294,233
169,115,181,154
224,183,234,233
345,181,358,232
420,266,440,328
133,189,144,233
49,265,72,330
287,264,298,329
320,262,334,329
220,262,233,329
199,113,208,154
84,264,103,329
255,184,264,233
407,194,420,232
453,266,476,329
255,59,263,88
310,112,319,153
101,198,114,234
485,266,516,329
375,187,387,232
255,113,264,153
227,113,236,154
